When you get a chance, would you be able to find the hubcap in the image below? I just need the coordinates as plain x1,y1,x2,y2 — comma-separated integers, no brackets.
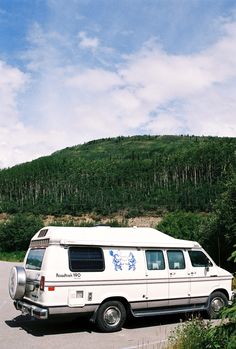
211,297,224,312
104,306,121,327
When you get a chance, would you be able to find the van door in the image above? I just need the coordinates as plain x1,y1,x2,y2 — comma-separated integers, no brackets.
187,250,218,305
167,250,191,306
145,250,169,308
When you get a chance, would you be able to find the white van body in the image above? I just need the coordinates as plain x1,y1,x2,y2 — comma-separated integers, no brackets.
9,226,234,332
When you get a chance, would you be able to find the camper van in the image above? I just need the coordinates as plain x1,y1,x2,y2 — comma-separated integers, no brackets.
9,226,234,332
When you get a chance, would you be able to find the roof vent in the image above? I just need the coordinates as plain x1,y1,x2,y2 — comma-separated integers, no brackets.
38,229,48,238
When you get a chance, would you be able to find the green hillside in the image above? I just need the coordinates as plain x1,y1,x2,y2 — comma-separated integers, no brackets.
0,135,235,216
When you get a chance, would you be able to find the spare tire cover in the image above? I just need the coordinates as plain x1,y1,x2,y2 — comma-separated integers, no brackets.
9,266,26,300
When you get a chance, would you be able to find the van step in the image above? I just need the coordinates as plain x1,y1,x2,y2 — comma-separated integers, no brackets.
132,305,206,318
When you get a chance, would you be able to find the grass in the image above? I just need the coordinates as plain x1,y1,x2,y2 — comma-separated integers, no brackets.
0,251,25,262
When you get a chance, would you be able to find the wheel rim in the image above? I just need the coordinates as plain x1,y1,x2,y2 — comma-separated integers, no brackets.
103,306,121,327
211,297,225,313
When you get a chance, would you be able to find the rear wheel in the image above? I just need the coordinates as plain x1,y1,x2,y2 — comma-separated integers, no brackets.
95,300,126,332
9,266,26,300
207,291,228,319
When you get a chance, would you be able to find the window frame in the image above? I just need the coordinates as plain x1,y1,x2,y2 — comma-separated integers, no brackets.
188,250,213,268
167,249,186,270
145,250,165,270
25,248,46,270
68,246,105,272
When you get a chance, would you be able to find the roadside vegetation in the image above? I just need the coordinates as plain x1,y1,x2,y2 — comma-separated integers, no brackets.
167,310,236,349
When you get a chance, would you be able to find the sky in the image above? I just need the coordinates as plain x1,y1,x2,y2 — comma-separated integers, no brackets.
0,0,236,168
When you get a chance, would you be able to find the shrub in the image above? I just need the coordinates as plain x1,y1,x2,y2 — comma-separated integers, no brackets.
0,251,25,262
156,211,208,245
0,214,43,252
167,317,229,349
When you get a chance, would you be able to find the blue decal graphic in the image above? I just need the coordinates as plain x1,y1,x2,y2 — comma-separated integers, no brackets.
109,250,123,271
109,250,137,271
128,252,136,271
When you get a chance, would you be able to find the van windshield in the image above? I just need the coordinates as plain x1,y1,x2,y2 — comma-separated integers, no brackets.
26,249,45,270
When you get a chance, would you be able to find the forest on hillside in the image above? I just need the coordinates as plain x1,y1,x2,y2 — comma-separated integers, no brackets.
0,135,235,215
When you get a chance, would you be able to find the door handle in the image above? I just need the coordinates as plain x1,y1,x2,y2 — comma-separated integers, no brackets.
191,272,196,275
170,272,176,276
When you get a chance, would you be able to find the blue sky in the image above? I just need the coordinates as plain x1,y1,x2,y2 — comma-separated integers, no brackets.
0,0,236,168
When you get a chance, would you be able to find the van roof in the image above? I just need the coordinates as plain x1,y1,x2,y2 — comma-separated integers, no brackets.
31,226,201,249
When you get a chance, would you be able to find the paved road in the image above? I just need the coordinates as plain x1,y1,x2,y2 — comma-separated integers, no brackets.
0,261,183,349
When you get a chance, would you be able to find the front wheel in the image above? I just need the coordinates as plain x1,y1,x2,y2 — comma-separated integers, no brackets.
95,300,126,332
207,291,228,319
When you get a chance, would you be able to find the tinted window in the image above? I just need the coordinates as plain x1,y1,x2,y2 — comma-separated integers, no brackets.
188,251,213,267
167,250,185,269
26,249,45,270
146,250,165,270
69,247,105,272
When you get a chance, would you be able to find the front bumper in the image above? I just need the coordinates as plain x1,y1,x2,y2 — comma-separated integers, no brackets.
14,300,48,319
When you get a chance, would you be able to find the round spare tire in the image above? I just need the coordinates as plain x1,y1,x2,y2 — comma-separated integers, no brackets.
9,266,26,300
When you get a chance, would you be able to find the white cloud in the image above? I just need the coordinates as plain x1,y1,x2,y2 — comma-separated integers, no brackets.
66,68,123,92
0,60,33,167
146,114,185,135
0,61,28,125
183,83,236,136
0,57,68,168
78,31,100,50
0,125,67,168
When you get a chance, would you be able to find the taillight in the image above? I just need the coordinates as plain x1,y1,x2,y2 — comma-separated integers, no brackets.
40,276,45,291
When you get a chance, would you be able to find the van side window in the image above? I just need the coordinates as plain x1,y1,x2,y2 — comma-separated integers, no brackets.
167,250,185,269
69,247,105,272
146,250,165,270
26,248,45,270
188,251,213,267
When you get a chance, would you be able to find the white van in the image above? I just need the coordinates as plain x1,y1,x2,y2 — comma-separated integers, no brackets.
9,226,234,332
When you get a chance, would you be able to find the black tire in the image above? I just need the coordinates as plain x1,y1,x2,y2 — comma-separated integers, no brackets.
95,300,126,332
207,291,228,319
9,266,26,300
